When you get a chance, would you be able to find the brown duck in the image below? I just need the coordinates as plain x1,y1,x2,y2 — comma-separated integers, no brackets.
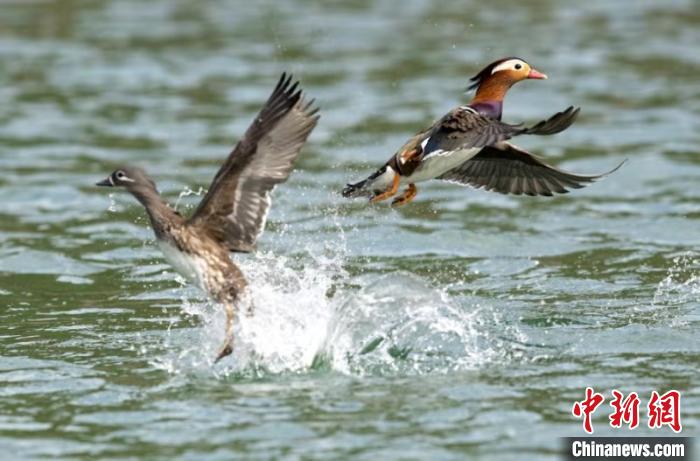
96,74,319,362
342,57,622,206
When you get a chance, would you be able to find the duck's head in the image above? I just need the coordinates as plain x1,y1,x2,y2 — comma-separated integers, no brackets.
468,57,547,102
96,166,157,192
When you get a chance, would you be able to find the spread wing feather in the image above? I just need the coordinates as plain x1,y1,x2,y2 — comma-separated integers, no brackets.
423,106,580,158
437,141,624,196
188,73,319,252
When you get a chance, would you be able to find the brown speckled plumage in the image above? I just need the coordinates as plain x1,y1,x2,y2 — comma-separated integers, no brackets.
97,73,319,362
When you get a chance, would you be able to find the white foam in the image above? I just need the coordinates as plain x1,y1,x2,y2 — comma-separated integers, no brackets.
652,251,700,308
149,239,524,377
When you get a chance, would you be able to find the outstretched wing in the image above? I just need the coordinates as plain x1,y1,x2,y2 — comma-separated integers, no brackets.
437,142,624,196
188,73,320,252
422,106,580,158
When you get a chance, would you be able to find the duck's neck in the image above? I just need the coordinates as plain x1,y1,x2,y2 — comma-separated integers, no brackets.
470,75,514,120
129,185,181,239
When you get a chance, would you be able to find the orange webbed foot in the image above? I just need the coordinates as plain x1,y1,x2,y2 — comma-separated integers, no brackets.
369,172,401,204
391,183,417,207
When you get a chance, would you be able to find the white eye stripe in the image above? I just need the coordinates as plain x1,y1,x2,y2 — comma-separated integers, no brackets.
115,172,136,183
491,59,526,74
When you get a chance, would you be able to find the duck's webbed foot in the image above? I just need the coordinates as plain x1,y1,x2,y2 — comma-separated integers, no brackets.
215,342,233,362
214,301,235,363
369,173,400,204
391,183,417,207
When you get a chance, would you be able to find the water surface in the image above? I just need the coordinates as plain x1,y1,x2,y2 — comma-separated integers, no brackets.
0,0,698,459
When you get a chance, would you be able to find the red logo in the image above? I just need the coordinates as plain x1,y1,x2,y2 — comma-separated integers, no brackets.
609,390,640,429
572,387,605,434
648,390,682,433
572,388,682,434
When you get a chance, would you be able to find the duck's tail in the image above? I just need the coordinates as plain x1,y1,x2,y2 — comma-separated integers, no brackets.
343,165,395,199
342,178,371,198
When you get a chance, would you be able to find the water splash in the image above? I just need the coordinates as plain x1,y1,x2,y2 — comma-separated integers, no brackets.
174,186,205,212
150,248,338,376
150,241,524,378
107,193,118,212
652,252,700,307
319,273,499,376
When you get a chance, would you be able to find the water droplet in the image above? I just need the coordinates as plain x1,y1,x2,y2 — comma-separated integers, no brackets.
108,193,118,212
174,186,206,211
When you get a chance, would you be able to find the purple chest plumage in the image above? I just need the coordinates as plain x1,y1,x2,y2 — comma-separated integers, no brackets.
469,101,503,120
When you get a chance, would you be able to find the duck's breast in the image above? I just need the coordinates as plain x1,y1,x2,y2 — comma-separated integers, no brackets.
405,147,481,183
157,240,209,291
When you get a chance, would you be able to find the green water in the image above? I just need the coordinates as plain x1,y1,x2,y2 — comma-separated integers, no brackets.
0,1,698,459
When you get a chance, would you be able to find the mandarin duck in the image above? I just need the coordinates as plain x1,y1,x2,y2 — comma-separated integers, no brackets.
342,57,622,206
96,74,319,362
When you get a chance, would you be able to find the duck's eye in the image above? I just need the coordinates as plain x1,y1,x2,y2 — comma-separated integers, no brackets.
116,171,125,179
514,63,522,70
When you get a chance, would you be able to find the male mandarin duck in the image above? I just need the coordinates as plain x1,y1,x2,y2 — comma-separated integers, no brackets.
342,57,623,206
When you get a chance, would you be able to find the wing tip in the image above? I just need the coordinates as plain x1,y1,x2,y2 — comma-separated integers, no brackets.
275,73,323,124
271,71,303,108
254,72,315,134
297,96,321,120
606,158,628,175
586,158,628,182
551,157,627,194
